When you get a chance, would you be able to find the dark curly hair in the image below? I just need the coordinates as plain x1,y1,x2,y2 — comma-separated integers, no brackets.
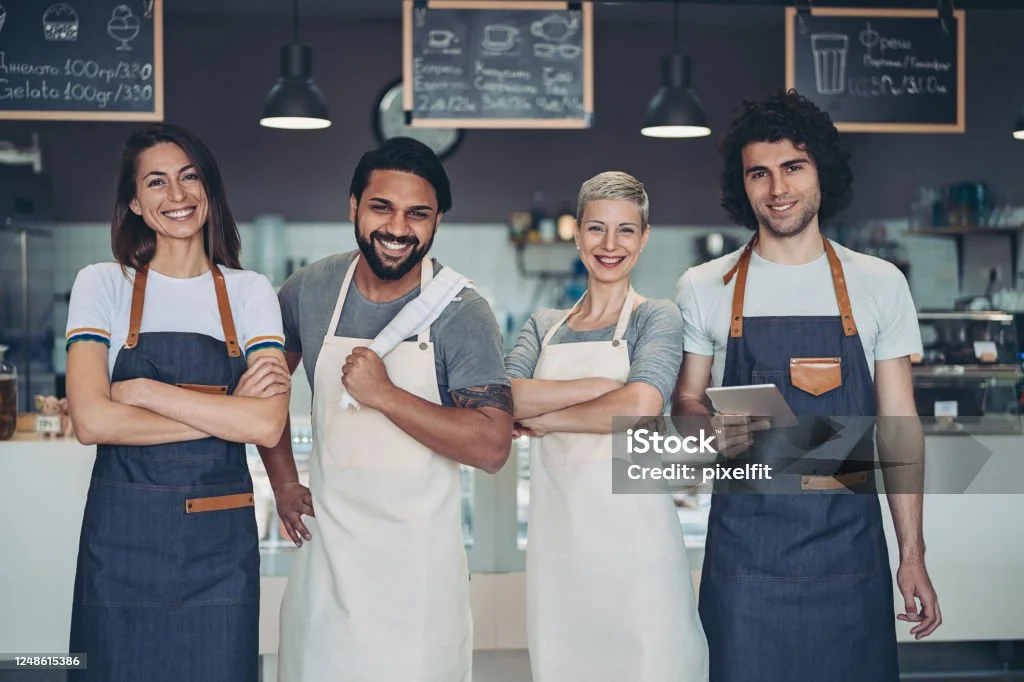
718,89,852,231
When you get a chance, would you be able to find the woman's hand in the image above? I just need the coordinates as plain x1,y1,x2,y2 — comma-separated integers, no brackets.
275,481,314,547
516,414,552,438
235,355,291,398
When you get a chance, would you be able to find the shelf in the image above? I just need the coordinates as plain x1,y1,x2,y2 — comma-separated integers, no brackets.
905,225,1022,290
906,225,1022,236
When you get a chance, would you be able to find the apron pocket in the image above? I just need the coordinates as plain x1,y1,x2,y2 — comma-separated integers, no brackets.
180,486,260,605
789,357,842,397
322,408,432,469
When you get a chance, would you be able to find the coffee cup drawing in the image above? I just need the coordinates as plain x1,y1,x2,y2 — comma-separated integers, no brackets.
428,29,456,49
482,24,518,52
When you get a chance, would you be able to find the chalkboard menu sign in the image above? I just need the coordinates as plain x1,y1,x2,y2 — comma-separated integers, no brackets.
0,0,163,121
402,0,593,128
785,8,964,133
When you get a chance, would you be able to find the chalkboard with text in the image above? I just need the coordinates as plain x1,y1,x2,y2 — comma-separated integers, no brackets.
785,8,964,133
402,0,593,129
0,0,163,121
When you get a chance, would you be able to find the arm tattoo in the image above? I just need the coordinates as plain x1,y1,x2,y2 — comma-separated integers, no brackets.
450,384,513,415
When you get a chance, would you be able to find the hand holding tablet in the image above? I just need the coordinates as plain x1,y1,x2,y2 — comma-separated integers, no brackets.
705,384,797,458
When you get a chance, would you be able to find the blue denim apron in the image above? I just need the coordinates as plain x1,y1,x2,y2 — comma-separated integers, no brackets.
698,237,899,682
68,265,259,682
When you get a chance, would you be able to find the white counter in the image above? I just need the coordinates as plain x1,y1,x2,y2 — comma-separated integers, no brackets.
1,430,1022,657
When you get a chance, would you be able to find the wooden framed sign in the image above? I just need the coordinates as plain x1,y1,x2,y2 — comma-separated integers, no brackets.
785,7,965,133
0,0,163,121
402,0,594,128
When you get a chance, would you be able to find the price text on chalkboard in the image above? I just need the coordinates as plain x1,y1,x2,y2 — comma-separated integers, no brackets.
0,0,163,121
785,8,964,133
402,0,593,129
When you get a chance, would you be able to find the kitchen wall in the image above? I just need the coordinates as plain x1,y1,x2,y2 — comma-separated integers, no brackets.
0,9,1023,226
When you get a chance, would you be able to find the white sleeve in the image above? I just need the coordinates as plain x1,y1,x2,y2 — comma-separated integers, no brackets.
239,272,285,357
675,270,715,356
874,266,923,361
65,264,115,350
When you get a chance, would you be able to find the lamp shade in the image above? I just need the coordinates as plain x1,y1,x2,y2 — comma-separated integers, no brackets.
260,44,330,130
641,54,710,139
1014,106,1024,140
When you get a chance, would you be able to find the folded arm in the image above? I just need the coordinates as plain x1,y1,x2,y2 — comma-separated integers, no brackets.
376,383,514,474
120,348,290,448
510,377,624,420
525,381,664,435
68,342,210,446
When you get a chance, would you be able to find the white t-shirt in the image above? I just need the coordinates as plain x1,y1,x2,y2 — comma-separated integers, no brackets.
66,263,285,379
675,240,923,388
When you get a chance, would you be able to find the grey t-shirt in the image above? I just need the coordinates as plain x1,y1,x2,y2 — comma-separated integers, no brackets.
504,298,684,408
279,250,509,407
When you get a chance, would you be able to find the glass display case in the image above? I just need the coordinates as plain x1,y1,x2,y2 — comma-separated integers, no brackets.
912,311,1023,434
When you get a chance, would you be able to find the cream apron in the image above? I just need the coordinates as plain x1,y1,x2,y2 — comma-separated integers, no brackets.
278,257,472,682
526,288,708,682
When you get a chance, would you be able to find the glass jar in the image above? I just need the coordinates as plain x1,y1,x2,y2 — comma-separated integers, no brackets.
0,345,16,440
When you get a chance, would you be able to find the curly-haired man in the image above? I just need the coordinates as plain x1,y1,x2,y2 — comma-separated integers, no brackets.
672,89,941,682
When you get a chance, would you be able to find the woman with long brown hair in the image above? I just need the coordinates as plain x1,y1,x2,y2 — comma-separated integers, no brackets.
64,123,292,682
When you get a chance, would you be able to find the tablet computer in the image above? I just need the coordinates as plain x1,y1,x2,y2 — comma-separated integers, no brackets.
705,384,798,428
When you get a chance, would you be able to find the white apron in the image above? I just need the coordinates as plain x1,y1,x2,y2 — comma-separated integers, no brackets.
526,288,708,682
278,257,472,682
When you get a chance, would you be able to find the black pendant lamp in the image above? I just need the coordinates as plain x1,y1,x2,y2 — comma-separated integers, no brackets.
1014,105,1024,140
260,0,330,130
641,2,710,139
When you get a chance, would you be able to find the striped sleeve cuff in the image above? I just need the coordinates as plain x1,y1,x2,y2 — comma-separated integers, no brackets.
244,335,285,356
66,327,111,350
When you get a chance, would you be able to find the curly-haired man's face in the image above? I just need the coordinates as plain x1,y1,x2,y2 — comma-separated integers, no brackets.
741,139,821,238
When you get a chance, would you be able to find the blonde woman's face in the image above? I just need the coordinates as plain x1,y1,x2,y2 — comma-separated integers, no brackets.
576,199,649,285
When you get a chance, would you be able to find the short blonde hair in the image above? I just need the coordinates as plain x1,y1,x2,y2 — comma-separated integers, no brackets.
576,171,650,227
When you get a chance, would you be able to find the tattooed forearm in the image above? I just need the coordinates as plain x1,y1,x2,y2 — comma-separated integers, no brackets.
450,384,514,415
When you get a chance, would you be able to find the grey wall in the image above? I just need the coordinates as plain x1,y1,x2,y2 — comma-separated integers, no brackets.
1,10,1023,224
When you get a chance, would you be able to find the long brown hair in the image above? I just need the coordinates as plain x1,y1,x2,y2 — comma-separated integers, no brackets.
111,123,242,270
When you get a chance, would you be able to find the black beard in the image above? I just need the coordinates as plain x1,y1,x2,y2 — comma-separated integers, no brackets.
354,218,435,281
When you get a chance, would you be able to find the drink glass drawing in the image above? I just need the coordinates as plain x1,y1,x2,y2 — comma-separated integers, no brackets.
811,33,849,95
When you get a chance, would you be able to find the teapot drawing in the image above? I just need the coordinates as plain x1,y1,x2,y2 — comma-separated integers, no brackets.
530,13,579,42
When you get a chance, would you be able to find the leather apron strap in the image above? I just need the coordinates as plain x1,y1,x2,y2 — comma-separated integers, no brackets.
123,264,241,356
723,235,858,338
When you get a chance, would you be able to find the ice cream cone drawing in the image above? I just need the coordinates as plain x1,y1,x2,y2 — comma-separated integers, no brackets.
108,5,140,51
43,3,79,42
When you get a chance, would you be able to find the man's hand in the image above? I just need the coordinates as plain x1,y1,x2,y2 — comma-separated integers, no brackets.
274,481,315,547
896,558,942,639
235,355,291,398
341,347,395,410
709,413,771,458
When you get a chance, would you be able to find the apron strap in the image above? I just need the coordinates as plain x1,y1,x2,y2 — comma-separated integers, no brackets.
724,235,857,338
822,239,858,337
211,264,242,357
123,263,242,356
612,287,636,343
724,237,756,338
328,257,360,338
123,267,147,349
418,258,435,345
541,287,636,348
327,255,437,344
